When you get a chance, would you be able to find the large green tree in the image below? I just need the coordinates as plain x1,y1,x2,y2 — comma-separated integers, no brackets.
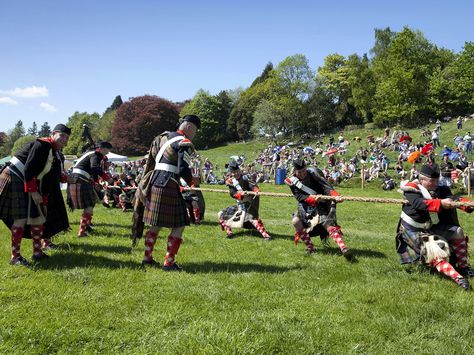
11,135,36,155
5,120,25,154
180,89,229,149
372,27,446,127
429,42,473,117
64,112,101,155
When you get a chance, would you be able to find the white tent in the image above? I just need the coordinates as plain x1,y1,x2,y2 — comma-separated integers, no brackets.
106,152,129,162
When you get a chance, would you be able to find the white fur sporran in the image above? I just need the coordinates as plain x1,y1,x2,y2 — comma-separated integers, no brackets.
419,232,450,264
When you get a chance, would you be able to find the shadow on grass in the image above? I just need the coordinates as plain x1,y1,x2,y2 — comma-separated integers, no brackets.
315,246,387,259
66,242,133,254
68,221,131,228
33,252,140,270
184,261,305,274
216,230,291,240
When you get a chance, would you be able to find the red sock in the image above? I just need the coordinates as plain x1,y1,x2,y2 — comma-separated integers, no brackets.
78,212,92,236
31,225,44,258
193,207,201,223
329,226,348,252
164,235,182,266
11,226,24,260
298,231,315,252
451,238,469,269
143,230,158,262
431,258,463,282
251,219,271,239
219,219,233,236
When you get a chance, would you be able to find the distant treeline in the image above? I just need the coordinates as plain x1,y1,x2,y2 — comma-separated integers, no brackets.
1,26,472,156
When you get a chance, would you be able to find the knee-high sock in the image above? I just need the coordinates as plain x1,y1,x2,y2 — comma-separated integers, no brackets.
143,230,158,262
31,225,44,256
11,226,24,260
164,235,182,266
250,219,270,239
193,207,201,223
31,225,44,258
451,238,469,269
219,219,233,236
431,258,463,282
78,212,92,236
329,226,348,252
297,231,314,252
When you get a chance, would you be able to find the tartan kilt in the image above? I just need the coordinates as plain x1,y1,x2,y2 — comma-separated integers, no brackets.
0,168,29,221
143,181,190,228
67,181,98,210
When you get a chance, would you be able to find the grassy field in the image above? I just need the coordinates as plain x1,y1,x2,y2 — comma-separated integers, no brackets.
1,182,474,354
2,118,474,354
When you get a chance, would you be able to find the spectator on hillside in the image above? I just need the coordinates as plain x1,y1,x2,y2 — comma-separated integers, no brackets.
439,154,454,187
457,116,463,130
463,132,472,155
432,129,440,148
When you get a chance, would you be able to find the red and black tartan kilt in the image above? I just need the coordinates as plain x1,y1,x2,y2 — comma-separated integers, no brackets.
143,181,189,228
67,182,98,210
0,168,30,221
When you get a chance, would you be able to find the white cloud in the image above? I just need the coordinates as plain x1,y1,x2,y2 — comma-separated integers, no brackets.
0,97,18,105
40,102,57,112
1,85,49,98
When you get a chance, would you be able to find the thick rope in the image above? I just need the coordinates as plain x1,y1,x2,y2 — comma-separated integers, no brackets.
182,187,474,208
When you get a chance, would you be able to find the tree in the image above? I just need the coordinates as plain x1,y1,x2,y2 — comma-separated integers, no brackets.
429,42,473,117
180,89,229,148
63,112,101,155
38,122,51,137
251,99,283,138
305,86,336,134
0,132,8,157
250,62,273,87
11,135,36,155
4,120,25,154
372,27,445,127
317,53,358,126
111,95,179,155
346,53,376,122
104,95,123,115
27,121,38,136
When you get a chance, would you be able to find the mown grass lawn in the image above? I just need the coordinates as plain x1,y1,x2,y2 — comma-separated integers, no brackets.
1,183,473,354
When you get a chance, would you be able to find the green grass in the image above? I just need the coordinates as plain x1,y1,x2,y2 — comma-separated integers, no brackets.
2,118,474,353
1,182,474,354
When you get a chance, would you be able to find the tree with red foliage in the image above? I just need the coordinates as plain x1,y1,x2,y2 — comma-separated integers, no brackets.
111,95,179,155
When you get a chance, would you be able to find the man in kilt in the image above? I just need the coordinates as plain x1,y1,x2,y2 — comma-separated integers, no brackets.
0,124,71,266
285,159,354,260
137,115,200,271
67,141,112,237
397,164,473,290
218,161,271,240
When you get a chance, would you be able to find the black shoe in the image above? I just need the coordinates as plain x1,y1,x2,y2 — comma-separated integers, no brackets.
263,236,272,241
140,259,160,269
456,278,470,291
85,224,95,233
458,267,474,278
162,263,182,272
226,233,234,239
32,253,49,262
342,248,355,261
9,256,30,267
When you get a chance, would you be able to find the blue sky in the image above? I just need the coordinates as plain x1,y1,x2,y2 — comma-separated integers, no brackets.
0,0,472,132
